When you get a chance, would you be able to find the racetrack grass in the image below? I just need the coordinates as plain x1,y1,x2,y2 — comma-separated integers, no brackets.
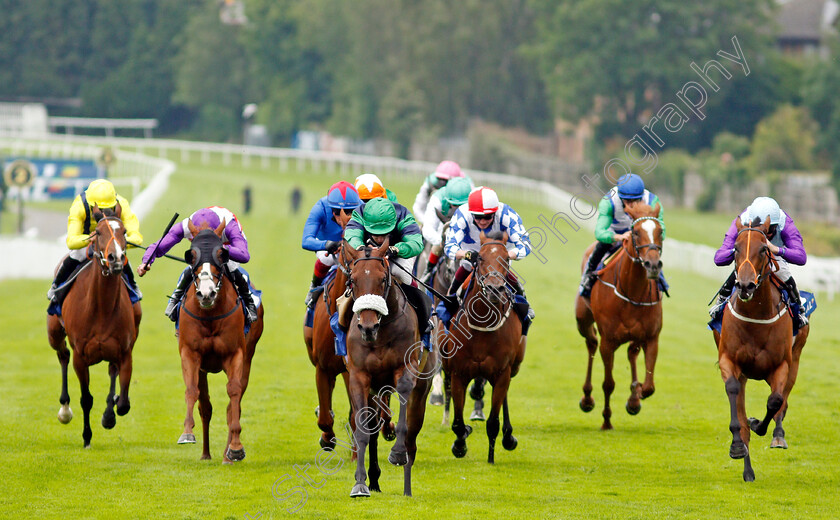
2,157,839,519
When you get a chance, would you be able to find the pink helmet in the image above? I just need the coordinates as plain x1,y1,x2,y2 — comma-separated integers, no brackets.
434,160,463,180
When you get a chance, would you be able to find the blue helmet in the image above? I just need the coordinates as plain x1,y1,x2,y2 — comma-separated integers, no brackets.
327,181,361,209
617,173,645,199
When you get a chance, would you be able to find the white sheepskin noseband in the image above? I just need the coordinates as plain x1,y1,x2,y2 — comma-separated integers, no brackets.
352,294,389,315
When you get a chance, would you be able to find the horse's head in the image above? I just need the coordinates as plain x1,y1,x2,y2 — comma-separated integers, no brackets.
624,202,663,280
185,218,229,309
91,204,127,276
344,237,391,343
477,231,510,304
733,216,773,301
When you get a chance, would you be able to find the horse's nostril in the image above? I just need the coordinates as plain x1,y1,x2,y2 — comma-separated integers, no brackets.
657,261,663,269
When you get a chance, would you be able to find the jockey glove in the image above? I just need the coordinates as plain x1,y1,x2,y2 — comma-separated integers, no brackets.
325,240,340,254
464,250,477,263
388,246,400,258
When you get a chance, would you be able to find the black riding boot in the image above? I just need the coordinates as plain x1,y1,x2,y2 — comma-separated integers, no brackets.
507,276,535,321
165,267,193,322
305,273,325,308
786,277,808,327
231,268,259,324
47,257,83,301
709,271,736,319
579,241,613,297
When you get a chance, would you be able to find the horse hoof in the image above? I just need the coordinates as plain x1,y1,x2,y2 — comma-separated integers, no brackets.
625,402,641,416
771,437,788,449
452,441,467,458
369,482,381,493
200,454,211,460
382,424,396,442
178,433,196,444
430,392,444,406
388,449,408,466
748,417,767,436
101,413,116,430
116,401,130,417
350,483,371,498
319,436,336,450
502,435,518,451
743,468,755,482
469,383,485,401
729,443,748,460
226,447,246,462
57,405,73,424
579,397,594,413
600,422,613,431
470,409,485,421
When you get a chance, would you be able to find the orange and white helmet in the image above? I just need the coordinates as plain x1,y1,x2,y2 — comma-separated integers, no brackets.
468,186,499,215
354,173,387,201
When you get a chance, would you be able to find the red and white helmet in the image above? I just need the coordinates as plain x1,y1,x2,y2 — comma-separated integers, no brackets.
434,160,463,180
468,186,499,215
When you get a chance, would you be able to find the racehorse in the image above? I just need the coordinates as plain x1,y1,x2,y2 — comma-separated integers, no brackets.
47,205,141,447
176,219,264,463
343,239,437,497
436,231,525,463
575,202,663,430
712,216,810,481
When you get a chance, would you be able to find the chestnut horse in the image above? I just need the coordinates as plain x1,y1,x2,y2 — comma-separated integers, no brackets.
343,239,437,497
575,202,663,430
713,217,809,481
436,231,525,463
176,219,264,463
47,205,141,447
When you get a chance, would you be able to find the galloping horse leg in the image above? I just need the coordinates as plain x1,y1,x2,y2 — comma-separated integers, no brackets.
599,339,618,430
470,377,486,421
403,362,433,498
771,402,789,449
626,342,643,415
48,317,73,423
197,370,212,460
774,331,807,449
450,374,472,458
748,363,789,438
222,349,246,463
486,368,512,464
723,374,754,481
388,369,415,468
115,354,132,416
349,372,372,498
380,392,396,441
101,362,118,430
72,354,94,448
640,336,658,399
366,396,382,493
577,309,598,413
501,396,517,451
442,370,452,426
177,348,200,445
315,367,338,450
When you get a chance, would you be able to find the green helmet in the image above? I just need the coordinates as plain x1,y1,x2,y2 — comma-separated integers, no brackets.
363,197,397,235
443,177,471,207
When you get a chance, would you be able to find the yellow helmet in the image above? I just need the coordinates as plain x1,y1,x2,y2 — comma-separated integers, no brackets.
354,173,387,201
85,179,117,209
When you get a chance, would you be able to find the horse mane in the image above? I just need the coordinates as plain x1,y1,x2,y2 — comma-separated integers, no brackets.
749,216,762,228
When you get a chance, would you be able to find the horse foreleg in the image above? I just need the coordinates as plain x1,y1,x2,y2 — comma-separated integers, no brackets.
366,396,382,493
486,369,511,464
223,349,245,463
379,392,396,442
626,342,642,415
404,360,433,497
72,354,93,448
578,318,598,413
49,318,73,424
177,348,200,445
101,362,117,430
198,371,212,460
115,354,132,416
641,336,658,400
450,374,471,458
774,333,807,449
599,339,617,430
349,372,372,498
388,368,415,468
470,378,486,421
749,362,789,438
723,372,754,481
315,367,338,450
442,369,452,426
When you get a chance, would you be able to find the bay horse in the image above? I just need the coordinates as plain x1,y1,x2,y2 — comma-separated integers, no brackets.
713,216,809,481
436,231,525,463
47,204,141,447
176,219,264,463
343,239,437,497
575,202,663,430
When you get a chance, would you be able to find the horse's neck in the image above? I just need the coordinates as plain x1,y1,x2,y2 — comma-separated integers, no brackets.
88,268,125,311
330,269,347,302
615,250,654,297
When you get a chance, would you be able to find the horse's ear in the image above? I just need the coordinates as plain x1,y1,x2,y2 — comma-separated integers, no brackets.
218,247,230,264
652,202,661,219
187,219,198,237
735,218,744,232
342,239,359,261
479,231,487,244
624,203,638,220
114,201,122,219
185,249,195,265
92,203,103,222
215,218,226,237
377,236,390,256
762,216,771,233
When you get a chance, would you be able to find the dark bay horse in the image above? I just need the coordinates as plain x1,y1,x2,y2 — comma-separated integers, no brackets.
343,239,436,497
436,231,525,463
176,219,264,463
575,202,663,430
713,216,809,481
47,204,141,447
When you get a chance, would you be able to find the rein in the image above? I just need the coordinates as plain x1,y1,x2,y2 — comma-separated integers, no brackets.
182,299,241,321
735,227,778,290
460,239,514,331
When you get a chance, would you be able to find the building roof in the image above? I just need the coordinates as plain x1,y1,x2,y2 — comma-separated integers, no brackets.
777,0,838,41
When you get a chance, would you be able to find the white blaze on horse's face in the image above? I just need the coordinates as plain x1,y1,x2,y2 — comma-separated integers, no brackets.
641,219,656,244
195,263,218,308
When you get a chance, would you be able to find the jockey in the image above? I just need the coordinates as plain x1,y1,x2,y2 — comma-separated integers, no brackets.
419,177,472,283
579,173,666,298
355,173,399,203
345,197,424,284
710,196,808,328
301,181,362,307
137,207,259,324
412,160,466,225
443,186,534,318
47,179,142,302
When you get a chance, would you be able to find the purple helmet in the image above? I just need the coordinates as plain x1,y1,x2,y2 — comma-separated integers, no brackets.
191,208,222,230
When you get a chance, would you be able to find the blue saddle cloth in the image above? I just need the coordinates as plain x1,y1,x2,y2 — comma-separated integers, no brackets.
175,267,262,336
48,272,141,317
708,290,816,336
304,267,338,328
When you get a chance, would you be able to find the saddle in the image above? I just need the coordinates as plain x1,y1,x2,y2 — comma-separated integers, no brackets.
48,262,141,317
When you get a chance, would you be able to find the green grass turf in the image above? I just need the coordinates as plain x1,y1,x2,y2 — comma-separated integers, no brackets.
2,154,839,519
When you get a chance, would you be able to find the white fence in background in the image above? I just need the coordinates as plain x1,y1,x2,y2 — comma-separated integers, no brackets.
1,132,839,299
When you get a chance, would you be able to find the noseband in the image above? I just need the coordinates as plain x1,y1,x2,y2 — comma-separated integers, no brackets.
348,248,392,318
475,240,509,295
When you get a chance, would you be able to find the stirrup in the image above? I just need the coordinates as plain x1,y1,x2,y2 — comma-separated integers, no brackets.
165,299,179,322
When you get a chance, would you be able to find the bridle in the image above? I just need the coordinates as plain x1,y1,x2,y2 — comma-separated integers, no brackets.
474,240,509,296
347,247,393,322
90,215,125,275
627,216,663,264
735,226,777,290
